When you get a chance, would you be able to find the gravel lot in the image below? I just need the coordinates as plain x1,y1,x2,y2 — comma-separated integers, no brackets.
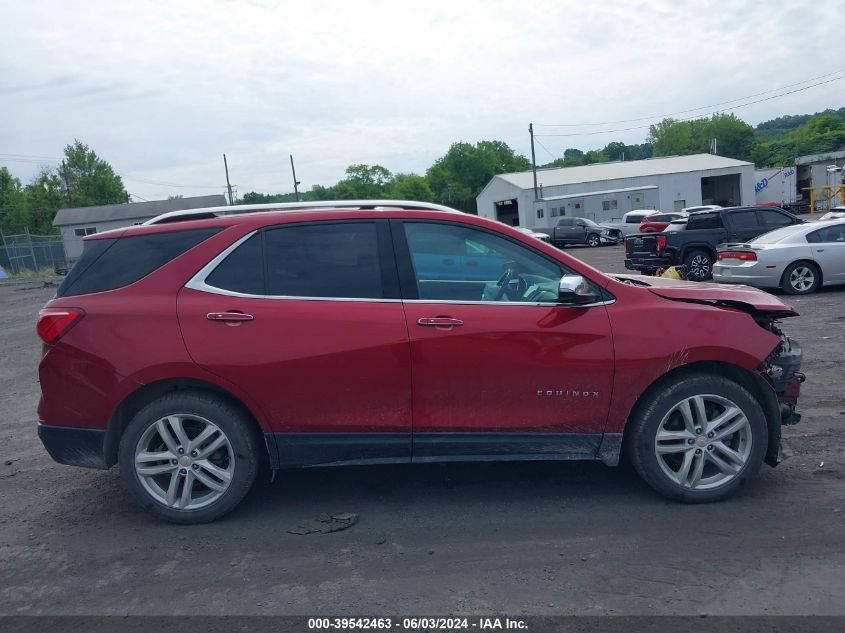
1,246,843,616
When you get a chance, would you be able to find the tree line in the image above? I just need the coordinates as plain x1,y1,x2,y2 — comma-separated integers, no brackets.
1,107,843,234
0,141,126,235
241,108,845,212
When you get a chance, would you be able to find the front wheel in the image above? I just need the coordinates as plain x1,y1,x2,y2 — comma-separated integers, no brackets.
683,249,713,281
627,373,768,503
586,233,601,247
119,390,260,523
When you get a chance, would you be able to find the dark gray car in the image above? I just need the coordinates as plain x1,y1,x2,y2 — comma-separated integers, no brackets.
535,217,618,248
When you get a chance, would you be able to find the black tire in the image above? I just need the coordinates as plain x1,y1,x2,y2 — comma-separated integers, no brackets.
586,233,601,247
626,373,768,503
119,390,260,524
780,261,820,295
683,249,714,281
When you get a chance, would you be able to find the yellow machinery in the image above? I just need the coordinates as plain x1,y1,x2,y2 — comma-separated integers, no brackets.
803,184,845,213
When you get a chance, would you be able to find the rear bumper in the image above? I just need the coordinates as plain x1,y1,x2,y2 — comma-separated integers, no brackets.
712,264,780,288
624,254,673,272
38,423,109,469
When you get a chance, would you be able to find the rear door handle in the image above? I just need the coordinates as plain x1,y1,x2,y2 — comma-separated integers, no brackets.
207,312,254,322
417,317,464,328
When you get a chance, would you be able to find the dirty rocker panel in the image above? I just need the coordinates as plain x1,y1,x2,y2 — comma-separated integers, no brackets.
268,432,605,468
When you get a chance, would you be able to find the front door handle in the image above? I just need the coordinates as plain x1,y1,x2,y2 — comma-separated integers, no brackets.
207,312,254,322
417,317,464,329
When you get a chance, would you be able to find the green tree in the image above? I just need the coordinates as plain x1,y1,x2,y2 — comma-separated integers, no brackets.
24,169,64,234
60,140,126,207
0,167,30,234
389,173,434,201
336,164,393,198
648,114,754,161
426,140,530,212
707,113,755,161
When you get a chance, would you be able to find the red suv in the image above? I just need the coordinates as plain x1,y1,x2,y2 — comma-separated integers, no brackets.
638,212,687,233
37,201,804,523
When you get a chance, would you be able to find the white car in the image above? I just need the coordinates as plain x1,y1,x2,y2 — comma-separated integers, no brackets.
819,206,845,221
713,219,845,294
599,209,659,237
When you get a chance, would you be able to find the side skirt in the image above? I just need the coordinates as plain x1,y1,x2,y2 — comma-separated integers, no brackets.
267,432,610,468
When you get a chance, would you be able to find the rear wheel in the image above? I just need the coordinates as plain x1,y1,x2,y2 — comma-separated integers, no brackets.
119,390,260,523
627,373,767,503
781,261,820,295
586,233,601,247
683,249,713,281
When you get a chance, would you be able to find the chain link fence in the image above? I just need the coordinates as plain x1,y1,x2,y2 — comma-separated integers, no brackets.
0,229,68,276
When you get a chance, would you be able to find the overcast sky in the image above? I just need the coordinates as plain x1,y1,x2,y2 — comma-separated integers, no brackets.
2,0,843,201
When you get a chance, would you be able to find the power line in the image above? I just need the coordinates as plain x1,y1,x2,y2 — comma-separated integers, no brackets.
535,67,845,128
533,136,558,161
534,73,845,138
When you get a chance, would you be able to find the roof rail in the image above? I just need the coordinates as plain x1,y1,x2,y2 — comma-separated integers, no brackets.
144,200,463,225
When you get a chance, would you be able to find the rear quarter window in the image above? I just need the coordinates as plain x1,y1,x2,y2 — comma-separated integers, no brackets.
57,228,220,297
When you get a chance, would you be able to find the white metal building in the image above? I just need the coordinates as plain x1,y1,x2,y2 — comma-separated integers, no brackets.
53,194,227,259
476,154,755,228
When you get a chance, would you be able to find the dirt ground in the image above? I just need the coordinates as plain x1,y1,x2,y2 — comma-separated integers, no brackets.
1,246,843,616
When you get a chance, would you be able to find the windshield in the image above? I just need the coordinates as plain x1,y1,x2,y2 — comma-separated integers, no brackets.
750,225,805,243
581,218,599,227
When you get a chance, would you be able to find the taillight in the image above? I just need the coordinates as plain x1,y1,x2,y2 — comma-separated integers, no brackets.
656,235,667,252
716,251,757,262
36,308,84,344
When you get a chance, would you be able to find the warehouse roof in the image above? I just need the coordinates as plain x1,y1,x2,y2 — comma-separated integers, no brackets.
494,154,753,190
53,194,228,226
794,150,845,165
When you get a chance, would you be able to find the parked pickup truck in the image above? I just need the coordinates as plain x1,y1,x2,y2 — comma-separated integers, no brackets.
535,217,619,248
624,206,803,281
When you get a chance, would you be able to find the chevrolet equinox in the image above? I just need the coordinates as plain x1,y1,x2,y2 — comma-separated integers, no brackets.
36,201,804,523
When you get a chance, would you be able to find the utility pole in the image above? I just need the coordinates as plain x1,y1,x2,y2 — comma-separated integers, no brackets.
529,123,539,201
290,154,301,201
60,161,72,205
223,154,234,205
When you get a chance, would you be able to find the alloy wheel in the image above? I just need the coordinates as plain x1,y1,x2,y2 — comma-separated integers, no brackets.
134,414,234,510
588,234,600,247
654,394,752,490
789,266,815,293
688,254,711,280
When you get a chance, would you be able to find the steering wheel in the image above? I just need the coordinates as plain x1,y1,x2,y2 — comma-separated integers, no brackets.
493,262,523,301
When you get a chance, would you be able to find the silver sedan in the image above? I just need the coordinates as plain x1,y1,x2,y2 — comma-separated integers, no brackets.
712,219,845,295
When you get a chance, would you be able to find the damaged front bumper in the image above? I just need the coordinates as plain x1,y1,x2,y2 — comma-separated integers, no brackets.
765,336,804,426
758,335,804,466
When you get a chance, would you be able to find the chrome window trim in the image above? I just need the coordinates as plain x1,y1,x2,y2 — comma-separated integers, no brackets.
185,229,401,303
186,229,616,307
403,299,616,308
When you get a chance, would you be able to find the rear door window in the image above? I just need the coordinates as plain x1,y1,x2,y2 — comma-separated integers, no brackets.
807,225,845,243
202,222,391,299
687,212,723,230
264,222,383,299
204,233,265,295
58,228,220,297
728,210,757,228
757,209,795,229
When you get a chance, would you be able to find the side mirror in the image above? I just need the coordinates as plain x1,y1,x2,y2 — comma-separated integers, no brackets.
558,275,600,305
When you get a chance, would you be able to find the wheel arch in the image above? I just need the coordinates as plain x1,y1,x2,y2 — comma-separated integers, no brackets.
680,243,716,262
781,259,823,287
617,360,781,467
103,378,272,469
